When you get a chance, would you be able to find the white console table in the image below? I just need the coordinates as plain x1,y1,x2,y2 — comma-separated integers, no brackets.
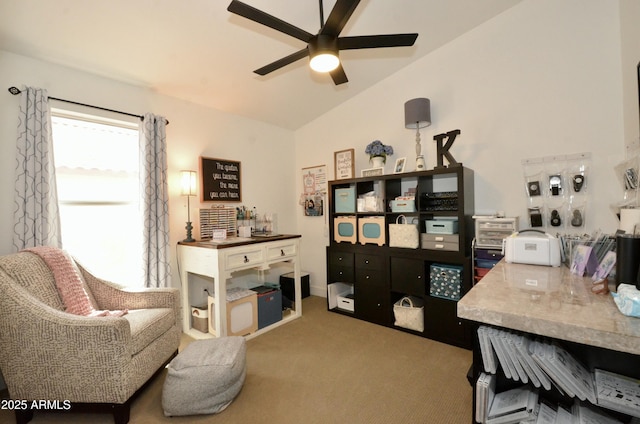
178,235,302,340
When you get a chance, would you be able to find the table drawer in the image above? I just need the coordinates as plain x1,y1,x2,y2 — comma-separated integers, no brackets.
421,233,459,243
329,265,354,283
266,242,297,261
356,269,385,286
226,247,264,270
355,253,383,270
328,250,354,267
421,241,459,251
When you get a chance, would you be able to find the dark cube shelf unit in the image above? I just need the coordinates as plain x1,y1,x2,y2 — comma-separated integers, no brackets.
326,167,475,349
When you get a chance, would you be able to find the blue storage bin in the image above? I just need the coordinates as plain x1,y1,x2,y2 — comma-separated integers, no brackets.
429,264,463,300
251,286,282,329
334,187,356,213
476,249,504,260
476,259,499,269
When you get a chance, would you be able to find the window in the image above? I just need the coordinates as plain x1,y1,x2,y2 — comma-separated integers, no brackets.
51,109,144,287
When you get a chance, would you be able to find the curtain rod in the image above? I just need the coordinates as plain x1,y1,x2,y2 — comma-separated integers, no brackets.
7,86,169,125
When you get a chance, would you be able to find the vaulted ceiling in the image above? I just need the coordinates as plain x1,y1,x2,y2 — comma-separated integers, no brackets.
0,0,522,129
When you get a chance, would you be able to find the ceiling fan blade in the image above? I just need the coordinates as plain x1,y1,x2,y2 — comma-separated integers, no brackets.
338,34,418,50
254,48,309,75
228,0,314,42
320,0,360,36
330,63,349,85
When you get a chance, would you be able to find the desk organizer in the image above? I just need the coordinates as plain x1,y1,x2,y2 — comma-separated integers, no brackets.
200,207,237,239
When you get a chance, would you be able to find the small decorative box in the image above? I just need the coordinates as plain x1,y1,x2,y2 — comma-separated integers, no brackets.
429,264,463,300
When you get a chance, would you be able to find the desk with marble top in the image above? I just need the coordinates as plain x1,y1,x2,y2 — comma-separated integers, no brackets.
457,260,640,421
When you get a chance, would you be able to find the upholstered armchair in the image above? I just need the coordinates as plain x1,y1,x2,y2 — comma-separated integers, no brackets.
0,249,182,424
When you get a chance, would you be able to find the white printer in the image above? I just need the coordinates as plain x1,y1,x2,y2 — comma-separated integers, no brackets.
503,230,561,267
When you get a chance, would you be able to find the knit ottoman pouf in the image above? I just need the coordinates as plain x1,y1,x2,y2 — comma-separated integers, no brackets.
162,337,247,416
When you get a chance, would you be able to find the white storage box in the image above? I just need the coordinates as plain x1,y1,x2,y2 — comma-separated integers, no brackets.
390,198,416,213
474,216,518,248
336,293,355,312
328,282,354,311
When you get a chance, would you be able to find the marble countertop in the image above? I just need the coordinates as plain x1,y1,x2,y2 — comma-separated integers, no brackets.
457,261,640,355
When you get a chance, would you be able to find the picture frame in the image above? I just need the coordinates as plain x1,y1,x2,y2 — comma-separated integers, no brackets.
394,157,406,174
334,148,355,180
200,156,241,202
361,167,384,177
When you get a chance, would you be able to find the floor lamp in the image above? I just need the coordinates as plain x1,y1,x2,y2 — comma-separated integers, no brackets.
180,170,197,242
404,98,431,171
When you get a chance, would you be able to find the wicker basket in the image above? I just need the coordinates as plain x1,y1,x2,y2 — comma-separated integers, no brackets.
393,296,424,332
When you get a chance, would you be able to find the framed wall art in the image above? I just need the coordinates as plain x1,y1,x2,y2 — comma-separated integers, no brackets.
334,148,355,180
394,157,406,174
200,156,241,202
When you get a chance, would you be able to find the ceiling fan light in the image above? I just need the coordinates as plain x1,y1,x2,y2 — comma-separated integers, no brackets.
309,34,339,73
310,53,339,72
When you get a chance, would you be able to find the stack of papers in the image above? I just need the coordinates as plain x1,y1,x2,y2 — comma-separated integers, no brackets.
529,340,596,404
475,372,496,423
572,403,625,424
595,369,640,419
478,326,550,389
225,287,256,302
485,385,538,424
475,326,640,422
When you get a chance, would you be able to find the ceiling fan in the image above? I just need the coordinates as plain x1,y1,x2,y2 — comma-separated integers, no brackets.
227,0,419,85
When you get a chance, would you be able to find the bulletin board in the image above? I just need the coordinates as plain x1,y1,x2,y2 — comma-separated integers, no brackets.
301,164,327,216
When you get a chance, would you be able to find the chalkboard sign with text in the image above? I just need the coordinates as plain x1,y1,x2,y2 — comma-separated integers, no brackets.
200,157,242,202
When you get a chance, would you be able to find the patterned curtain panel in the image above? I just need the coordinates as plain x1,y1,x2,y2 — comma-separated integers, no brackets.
13,87,62,251
140,113,171,288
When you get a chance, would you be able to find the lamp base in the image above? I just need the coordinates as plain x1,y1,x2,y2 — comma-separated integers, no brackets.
415,155,426,171
183,221,195,243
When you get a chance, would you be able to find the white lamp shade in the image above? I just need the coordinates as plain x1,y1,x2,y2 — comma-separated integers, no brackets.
180,170,197,196
310,53,340,72
404,98,431,129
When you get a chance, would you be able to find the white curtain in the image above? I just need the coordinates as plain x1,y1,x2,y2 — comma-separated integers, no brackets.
140,113,171,288
13,87,62,251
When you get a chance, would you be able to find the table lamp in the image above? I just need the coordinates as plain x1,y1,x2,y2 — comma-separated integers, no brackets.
180,170,197,242
404,98,431,171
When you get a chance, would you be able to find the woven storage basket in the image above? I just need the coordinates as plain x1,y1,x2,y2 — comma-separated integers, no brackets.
393,296,424,332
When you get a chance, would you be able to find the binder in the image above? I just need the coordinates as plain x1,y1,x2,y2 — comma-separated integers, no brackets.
478,326,498,374
486,386,538,424
475,372,496,423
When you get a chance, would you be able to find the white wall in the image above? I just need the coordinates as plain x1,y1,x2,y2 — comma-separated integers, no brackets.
294,0,631,296
620,0,640,146
1,0,638,300
0,50,297,287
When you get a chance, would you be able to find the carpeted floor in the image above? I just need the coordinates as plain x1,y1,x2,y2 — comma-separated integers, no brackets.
0,296,473,423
